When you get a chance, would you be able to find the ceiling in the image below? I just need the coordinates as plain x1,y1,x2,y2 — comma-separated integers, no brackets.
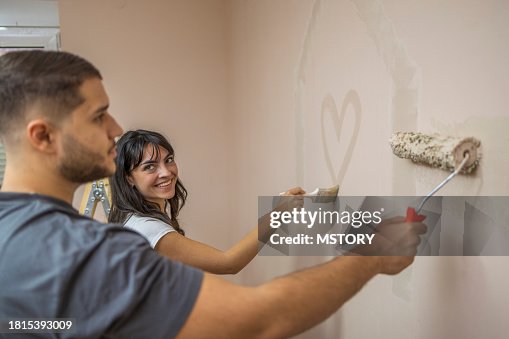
0,0,58,27
0,0,59,49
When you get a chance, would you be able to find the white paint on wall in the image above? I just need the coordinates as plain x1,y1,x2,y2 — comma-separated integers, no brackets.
351,0,421,195
294,0,394,196
231,1,509,338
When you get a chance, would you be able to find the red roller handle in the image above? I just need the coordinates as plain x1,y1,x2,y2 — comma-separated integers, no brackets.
406,207,426,222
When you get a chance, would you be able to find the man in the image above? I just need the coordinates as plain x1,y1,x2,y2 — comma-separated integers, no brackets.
0,50,426,338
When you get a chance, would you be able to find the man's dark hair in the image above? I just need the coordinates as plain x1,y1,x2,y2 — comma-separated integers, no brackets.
0,50,102,139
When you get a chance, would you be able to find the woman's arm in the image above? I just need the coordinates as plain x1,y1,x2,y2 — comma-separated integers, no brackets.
155,227,258,274
156,187,305,274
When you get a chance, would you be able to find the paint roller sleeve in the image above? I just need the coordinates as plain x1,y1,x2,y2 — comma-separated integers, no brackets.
389,132,481,174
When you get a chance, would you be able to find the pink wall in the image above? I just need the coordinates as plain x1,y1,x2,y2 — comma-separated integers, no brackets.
228,1,509,338
61,0,509,338
61,0,234,250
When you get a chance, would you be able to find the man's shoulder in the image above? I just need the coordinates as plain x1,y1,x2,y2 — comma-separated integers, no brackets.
0,191,79,217
0,192,204,338
0,191,140,245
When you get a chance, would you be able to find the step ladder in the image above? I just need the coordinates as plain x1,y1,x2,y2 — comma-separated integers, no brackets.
79,179,112,219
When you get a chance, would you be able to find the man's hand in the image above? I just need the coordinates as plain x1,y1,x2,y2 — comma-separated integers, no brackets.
375,217,426,254
375,216,427,274
349,216,427,275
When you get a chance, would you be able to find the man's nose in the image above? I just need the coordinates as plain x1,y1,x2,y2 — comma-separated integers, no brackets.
109,115,124,138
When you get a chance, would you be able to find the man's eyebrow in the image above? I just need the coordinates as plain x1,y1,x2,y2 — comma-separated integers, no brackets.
93,104,109,114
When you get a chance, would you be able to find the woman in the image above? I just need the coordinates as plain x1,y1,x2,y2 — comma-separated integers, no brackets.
109,129,303,274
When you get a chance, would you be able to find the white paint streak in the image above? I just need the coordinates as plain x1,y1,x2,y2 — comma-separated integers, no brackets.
350,0,421,195
350,0,421,301
295,0,323,186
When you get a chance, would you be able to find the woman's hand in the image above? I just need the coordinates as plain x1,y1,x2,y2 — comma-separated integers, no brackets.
280,187,306,196
276,187,306,212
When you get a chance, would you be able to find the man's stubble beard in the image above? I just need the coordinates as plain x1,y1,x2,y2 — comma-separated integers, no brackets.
58,134,114,183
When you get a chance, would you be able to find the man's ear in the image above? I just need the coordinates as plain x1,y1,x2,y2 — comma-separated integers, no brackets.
26,119,58,153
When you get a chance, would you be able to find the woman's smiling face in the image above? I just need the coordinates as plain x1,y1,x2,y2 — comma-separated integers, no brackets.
128,144,178,210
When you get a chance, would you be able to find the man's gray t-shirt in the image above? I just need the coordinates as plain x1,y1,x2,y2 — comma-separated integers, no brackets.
0,192,203,338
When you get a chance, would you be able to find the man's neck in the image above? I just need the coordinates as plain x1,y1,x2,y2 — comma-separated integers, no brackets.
1,165,77,204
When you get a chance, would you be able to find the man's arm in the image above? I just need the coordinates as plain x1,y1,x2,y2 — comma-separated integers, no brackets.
177,256,409,338
177,217,426,338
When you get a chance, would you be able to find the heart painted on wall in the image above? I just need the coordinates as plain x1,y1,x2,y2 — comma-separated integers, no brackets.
320,90,362,186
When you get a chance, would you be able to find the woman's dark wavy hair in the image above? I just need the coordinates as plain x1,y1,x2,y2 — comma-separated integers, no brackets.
109,129,187,235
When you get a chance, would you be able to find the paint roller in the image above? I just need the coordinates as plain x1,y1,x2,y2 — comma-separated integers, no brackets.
389,132,481,222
